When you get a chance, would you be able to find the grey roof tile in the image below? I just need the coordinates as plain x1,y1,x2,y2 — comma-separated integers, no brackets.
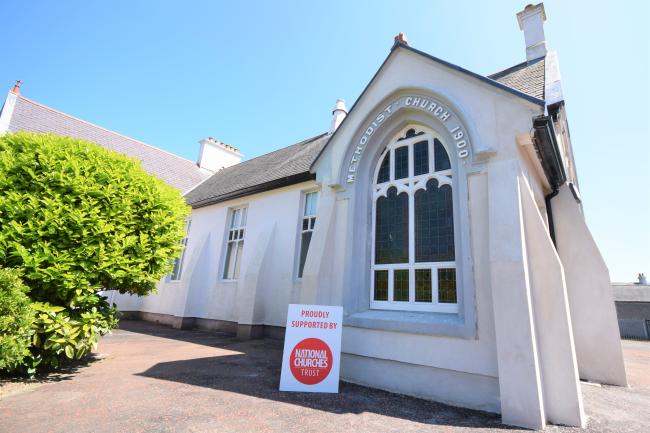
488,57,545,100
185,133,329,208
6,96,209,192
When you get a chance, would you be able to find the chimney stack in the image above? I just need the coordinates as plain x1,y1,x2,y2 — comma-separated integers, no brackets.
329,99,347,134
11,80,22,95
517,3,548,62
197,137,242,172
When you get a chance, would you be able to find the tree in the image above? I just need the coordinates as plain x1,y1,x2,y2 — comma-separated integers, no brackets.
0,132,190,372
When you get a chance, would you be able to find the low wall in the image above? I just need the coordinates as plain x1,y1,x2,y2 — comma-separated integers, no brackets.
118,310,286,340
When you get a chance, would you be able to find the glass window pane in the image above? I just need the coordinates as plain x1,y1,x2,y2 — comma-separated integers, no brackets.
223,242,234,279
375,187,409,264
415,179,455,262
434,139,451,171
415,269,432,302
394,146,409,180
302,218,309,231
231,208,240,228
374,270,388,301
377,151,390,183
233,241,244,279
414,140,429,176
310,218,315,230
393,269,409,301
305,192,318,216
298,232,312,278
240,207,247,227
438,268,457,303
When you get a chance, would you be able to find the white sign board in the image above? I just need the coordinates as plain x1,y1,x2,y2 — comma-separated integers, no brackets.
279,304,343,393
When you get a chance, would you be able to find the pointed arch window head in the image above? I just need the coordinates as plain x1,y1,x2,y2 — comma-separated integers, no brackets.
371,127,457,313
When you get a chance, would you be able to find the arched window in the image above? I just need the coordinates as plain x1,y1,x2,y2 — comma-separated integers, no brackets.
371,127,457,313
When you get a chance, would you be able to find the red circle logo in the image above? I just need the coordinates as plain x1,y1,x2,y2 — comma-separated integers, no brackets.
289,338,333,385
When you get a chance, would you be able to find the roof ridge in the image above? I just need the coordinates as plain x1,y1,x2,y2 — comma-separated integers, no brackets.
15,94,200,167
487,56,545,80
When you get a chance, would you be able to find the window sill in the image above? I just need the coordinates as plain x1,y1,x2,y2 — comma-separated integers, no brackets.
343,309,475,339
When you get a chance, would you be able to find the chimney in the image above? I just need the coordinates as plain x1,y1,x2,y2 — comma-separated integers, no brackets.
329,99,347,134
197,137,242,172
517,3,548,62
11,80,22,95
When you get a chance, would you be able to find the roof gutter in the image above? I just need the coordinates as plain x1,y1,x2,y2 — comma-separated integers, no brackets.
533,114,566,245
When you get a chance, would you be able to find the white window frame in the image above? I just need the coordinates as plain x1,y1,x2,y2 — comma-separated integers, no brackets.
169,219,191,281
222,206,247,281
370,127,458,313
296,190,319,279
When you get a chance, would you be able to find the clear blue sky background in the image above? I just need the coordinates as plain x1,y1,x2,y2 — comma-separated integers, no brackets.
1,0,648,282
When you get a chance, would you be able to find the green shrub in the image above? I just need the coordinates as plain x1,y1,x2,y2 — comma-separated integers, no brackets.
27,296,117,373
0,132,190,373
0,268,34,372
0,132,190,304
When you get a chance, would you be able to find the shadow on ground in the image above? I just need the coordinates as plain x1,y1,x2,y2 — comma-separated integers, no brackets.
122,320,514,430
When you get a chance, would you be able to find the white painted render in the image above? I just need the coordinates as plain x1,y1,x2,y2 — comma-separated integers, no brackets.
112,28,624,430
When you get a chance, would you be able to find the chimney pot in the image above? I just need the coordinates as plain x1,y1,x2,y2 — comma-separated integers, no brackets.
393,32,409,46
516,2,548,62
330,99,348,133
11,80,22,95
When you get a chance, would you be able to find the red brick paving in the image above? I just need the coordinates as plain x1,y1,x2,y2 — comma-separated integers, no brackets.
1,320,648,433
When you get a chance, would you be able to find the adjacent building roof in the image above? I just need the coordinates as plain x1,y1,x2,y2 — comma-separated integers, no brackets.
488,57,545,100
186,133,329,208
1,94,210,193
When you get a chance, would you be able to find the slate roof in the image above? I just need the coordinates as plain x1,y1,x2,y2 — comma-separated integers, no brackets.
488,57,545,100
4,95,210,193
185,133,329,208
187,52,548,208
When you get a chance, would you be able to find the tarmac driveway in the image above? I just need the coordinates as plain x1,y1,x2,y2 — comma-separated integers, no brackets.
1,320,649,433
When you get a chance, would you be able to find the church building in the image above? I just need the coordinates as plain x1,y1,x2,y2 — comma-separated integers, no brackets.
0,3,626,430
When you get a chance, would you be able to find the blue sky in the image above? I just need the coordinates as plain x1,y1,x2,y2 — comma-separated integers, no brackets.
1,0,648,282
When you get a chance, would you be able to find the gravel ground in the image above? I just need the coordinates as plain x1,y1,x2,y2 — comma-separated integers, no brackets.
0,320,648,433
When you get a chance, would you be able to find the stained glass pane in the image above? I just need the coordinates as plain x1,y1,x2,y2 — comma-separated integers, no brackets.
394,146,409,179
434,139,451,171
298,232,312,278
377,152,390,183
415,269,432,302
394,269,409,301
438,268,457,303
375,187,409,264
415,179,455,262
414,140,429,176
374,270,388,301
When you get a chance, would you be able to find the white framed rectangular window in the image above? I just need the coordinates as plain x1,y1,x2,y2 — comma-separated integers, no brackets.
169,220,191,281
223,206,247,280
298,191,318,278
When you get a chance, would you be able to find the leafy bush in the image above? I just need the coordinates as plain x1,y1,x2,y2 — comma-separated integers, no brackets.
0,268,34,372
0,132,190,302
0,132,190,373
26,296,117,373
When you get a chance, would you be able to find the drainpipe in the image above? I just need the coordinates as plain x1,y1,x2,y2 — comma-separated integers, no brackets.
545,187,559,246
533,114,566,247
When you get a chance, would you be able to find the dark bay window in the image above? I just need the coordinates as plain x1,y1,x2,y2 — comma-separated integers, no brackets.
371,127,457,313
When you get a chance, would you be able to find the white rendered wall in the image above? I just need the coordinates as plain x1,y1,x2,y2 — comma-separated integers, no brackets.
553,184,628,386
